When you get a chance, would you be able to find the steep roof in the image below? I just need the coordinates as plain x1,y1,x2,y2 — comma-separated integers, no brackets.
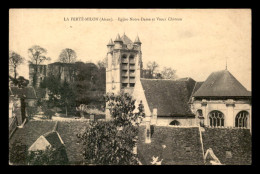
193,70,251,97
134,35,141,43
137,126,204,165
121,34,133,45
9,86,37,99
140,78,196,117
43,131,64,149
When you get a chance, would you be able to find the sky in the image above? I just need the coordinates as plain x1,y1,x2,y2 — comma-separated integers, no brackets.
9,9,251,90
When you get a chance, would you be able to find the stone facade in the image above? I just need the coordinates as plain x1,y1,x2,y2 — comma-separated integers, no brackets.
191,98,251,130
29,63,76,88
106,34,143,95
106,34,143,119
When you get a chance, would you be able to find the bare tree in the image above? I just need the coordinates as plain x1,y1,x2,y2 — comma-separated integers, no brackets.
28,45,50,65
97,58,106,69
146,61,159,74
58,48,77,63
28,45,50,87
9,51,24,79
161,67,177,80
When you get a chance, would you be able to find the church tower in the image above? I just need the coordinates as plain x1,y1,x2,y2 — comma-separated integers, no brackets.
105,33,143,119
106,33,143,95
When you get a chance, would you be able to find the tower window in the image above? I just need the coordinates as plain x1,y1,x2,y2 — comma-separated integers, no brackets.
129,54,135,58
122,83,128,88
130,83,135,87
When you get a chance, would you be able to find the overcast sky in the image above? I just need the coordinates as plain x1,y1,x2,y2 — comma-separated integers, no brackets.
9,9,251,90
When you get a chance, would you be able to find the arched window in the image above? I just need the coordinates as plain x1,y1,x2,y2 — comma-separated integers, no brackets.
209,110,224,127
169,120,180,126
235,111,249,128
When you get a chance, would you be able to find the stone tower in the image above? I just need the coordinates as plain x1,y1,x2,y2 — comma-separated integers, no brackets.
106,33,143,95
105,33,143,119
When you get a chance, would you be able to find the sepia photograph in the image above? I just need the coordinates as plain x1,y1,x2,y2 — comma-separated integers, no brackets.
9,9,251,165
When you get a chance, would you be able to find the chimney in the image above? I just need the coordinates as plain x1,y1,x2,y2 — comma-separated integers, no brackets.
145,115,152,143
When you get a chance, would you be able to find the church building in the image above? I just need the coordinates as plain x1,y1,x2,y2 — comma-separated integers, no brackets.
105,33,251,131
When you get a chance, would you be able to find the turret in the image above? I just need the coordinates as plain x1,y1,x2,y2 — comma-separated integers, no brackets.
134,35,142,51
114,33,123,49
107,38,114,52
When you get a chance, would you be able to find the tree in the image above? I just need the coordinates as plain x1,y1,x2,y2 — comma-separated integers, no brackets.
28,45,50,65
27,146,68,165
39,74,76,117
77,93,145,165
9,139,28,165
58,48,77,63
146,61,159,75
9,139,68,165
16,76,29,88
97,58,106,69
161,67,177,80
28,45,50,87
9,51,24,79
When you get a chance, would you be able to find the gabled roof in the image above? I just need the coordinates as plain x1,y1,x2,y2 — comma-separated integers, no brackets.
140,78,196,117
43,131,64,149
193,70,251,97
9,86,37,99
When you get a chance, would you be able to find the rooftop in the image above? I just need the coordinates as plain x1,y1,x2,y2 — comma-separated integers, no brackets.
140,78,196,117
193,70,251,97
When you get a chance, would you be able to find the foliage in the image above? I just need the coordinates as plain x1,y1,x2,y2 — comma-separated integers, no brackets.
39,74,76,116
58,48,77,63
161,67,177,80
9,139,68,165
28,45,50,65
28,45,50,87
78,121,139,165
26,106,38,120
77,92,145,165
146,61,159,74
9,51,24,79
9,139,28,165
40,101,55,119
12,76,29,88
105,92,145,127
27,146,69,165
43,109,55,119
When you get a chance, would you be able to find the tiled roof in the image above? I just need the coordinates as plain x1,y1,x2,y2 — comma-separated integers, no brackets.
193,70,251,97
121,34,133,45
9,120,88,164
137,126,204,165
9,121,252,165
140,78,196,117
43,131,63,149
202,127,251,165
9,86,37,99
188,81,204,103
9,121,57,147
